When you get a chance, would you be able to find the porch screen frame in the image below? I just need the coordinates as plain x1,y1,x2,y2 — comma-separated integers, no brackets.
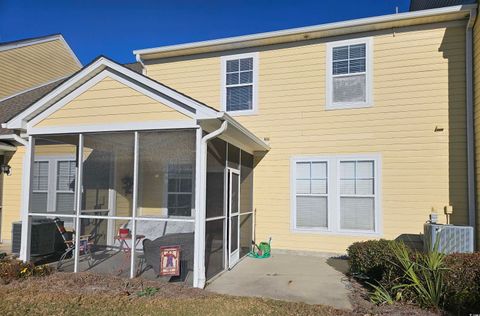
22,128,199,282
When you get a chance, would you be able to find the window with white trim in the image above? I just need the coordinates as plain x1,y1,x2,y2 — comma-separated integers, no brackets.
326,38,372,109
30,158,76,214
167,163,193,217
292,155,380,234
222,53,258,114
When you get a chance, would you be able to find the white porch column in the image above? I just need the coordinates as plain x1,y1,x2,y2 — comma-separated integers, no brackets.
19,136,34,262
130,131,139,278
193,127,204,288
73,134,84,273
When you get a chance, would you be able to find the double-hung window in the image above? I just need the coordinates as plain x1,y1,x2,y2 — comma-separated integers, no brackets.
326,38,372,109
30,158,76,214
221,53,258,115
292,155,380,235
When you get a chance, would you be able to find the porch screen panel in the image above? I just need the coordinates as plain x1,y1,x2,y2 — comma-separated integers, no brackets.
239,213,253,257
205,219,225,280
206,138,226,219
30,135,78,215
227,143,240,170
240,151,253,214
137,130,196,218
81,133,134,218
135,219,194,285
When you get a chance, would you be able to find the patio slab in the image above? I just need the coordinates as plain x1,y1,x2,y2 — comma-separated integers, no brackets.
206,253,352,310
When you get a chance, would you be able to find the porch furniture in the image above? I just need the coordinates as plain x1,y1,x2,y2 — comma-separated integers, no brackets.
54,217,95,270
142,233,194,283
113,234,145,275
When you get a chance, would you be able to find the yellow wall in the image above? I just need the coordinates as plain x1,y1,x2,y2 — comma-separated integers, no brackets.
34,77,191,127
473,8,480,247
1,147,25,243
0,39,80,99
144,23,468,253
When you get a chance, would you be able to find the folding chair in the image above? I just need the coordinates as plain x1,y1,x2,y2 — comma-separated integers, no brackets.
53,217,95,270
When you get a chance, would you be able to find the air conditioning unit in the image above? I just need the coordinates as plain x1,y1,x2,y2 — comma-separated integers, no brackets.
423,223,474,254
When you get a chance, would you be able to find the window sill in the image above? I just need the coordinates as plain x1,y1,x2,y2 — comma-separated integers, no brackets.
325,103,373,111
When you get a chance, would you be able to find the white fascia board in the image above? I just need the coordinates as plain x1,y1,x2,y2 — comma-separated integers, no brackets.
217,112,270,151
6,57,219,130
0,34,62,52
133,4,476,58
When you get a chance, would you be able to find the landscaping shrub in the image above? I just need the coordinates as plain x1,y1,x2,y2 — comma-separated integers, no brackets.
347,239,407,290
0,258,52,284
443,252,480,313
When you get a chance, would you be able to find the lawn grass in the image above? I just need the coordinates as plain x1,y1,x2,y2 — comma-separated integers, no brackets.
0,273,346,316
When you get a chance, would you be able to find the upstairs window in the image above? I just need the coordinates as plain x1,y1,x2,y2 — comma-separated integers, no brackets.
326,38,372,109
222,53,258,115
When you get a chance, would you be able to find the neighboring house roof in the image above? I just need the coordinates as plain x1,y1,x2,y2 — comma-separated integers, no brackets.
410,0,476,11
0,34,82,100
134,4,476,60
0,62,143,136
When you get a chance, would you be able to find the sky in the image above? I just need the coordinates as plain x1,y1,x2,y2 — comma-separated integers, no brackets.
0,0,411,65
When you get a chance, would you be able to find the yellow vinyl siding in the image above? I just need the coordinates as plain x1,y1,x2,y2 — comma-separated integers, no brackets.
145,24,468,253
473,11,480,247
34,77,191,128
0,39,80,99
1,148,24,243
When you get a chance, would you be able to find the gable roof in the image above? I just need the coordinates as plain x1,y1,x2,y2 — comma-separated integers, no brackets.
134,4,476,60
410,0,477,11
4,56,220,131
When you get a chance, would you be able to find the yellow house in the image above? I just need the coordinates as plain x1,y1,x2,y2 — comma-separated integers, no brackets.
0,3,479,288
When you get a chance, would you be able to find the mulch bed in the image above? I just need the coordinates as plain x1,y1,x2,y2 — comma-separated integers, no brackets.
347,277,441,316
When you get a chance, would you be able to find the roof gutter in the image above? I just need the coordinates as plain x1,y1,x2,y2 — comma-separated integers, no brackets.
465,6,477,240
134,4,476,59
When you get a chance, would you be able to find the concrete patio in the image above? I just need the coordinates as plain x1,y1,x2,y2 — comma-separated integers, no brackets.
206,252,352,310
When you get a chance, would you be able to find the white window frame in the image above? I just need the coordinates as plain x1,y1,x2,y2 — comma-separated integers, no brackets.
221,52,259,116
291,154,381,236
33,155,76,213
325,37,373,110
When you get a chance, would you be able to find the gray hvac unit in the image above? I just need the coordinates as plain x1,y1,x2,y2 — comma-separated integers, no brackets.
423,223,474,254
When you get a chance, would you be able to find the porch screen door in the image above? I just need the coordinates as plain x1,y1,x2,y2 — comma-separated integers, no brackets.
227,168,240,268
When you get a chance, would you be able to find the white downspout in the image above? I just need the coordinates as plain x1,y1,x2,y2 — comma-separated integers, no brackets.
466,7,477,237
195,120,228,288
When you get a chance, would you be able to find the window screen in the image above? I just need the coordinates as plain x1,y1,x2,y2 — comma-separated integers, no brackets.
225,57,254,112
295,161,328,229
331,43,367,104
31,161,49,213
167,163,193,217
56,161,76,213
339,160,375,231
